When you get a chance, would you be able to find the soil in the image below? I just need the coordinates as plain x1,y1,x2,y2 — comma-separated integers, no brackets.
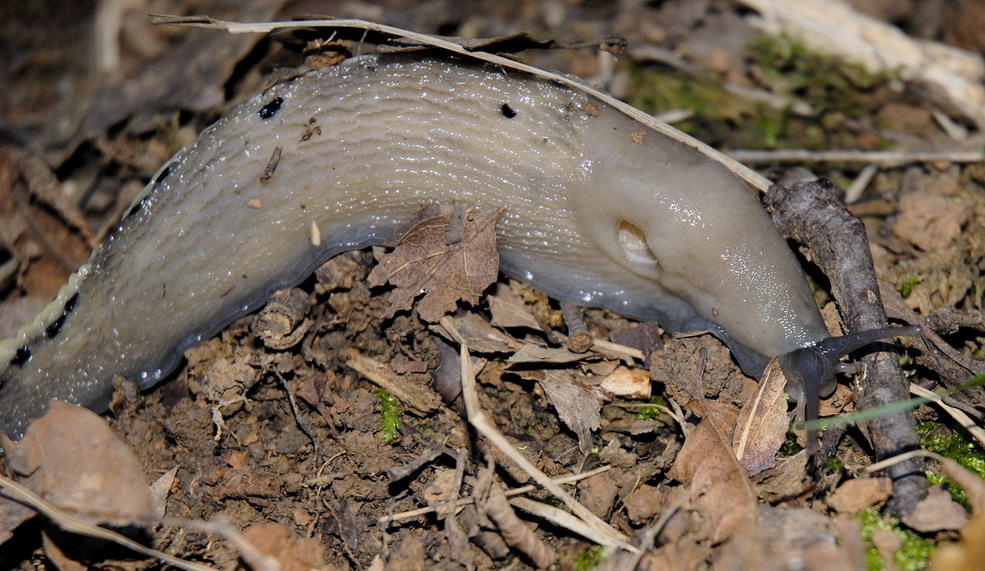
1,1,984,569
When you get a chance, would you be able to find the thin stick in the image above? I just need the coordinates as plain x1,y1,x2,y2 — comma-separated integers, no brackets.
728,149,983,166
377,465,612,524
439,316,636,552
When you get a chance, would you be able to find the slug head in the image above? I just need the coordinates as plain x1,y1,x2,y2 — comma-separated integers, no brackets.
778,324,923,462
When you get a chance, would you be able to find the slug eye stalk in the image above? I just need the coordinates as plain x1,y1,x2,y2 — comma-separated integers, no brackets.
778,324,923,461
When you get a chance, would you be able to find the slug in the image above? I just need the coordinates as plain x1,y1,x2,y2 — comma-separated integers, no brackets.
0,54,913,443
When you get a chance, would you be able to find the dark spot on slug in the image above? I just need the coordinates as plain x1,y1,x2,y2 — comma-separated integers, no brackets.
45,314,66,339
220,286,235,298
65,292,79,313
155,164,172,184
258,97,284,120
501,104,517,118
44,291,79,340
11,346,31,367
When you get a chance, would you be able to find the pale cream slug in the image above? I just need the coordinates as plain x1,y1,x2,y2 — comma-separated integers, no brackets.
0,54,911,442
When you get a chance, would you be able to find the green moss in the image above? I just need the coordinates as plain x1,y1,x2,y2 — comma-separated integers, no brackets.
573,545,610,571
627,33,895,156
747,34,894,118
898,276,921,299
858,508,934,570
779,432,804,457
825,456,843,473
918,421,985,508
374,388,402,444
627,64,782,149
637,397,668,420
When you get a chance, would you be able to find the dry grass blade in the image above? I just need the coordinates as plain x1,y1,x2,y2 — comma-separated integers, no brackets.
728,149,983,166
438,316,637,552
148,14,772,194
910,383,985,449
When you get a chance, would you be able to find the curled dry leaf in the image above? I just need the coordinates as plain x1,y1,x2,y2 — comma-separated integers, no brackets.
367,206,501,322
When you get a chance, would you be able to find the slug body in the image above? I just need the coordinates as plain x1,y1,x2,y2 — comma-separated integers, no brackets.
0,54,831,439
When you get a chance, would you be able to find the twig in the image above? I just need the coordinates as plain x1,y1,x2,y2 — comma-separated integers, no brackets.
377,465,612,524
765,177,925,513
560,301,592,353
439,316,636,552
275,370,319,454
728,149,983,166
844,163,879,203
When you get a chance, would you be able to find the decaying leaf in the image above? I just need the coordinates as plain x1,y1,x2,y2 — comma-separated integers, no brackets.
1,401,155,527
487,290,543,331
429,310,522,354
241,522,328,570
901,485,969,532
367,205,501,322
733,358,791,476
667,416,760,544
828,477,892,514
539,370,605,454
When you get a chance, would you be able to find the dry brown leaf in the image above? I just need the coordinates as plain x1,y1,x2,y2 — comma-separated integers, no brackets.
667,416,760,544
828,477,892,514
241,522,328,571
2,401,154,526
429,311,521,354
901,485,969,532
367,206,500,322
894,190,972,251
931,511,985,571
539,370,605,455
487,292,542,331
733,359,791,476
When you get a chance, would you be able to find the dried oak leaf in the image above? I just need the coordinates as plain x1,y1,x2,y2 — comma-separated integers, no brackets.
367,207,501,322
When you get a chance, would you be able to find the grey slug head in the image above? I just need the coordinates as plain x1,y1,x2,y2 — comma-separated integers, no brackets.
778,324,923,457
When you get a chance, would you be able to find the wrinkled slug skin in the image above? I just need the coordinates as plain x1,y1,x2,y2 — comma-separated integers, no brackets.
0,55,828,439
